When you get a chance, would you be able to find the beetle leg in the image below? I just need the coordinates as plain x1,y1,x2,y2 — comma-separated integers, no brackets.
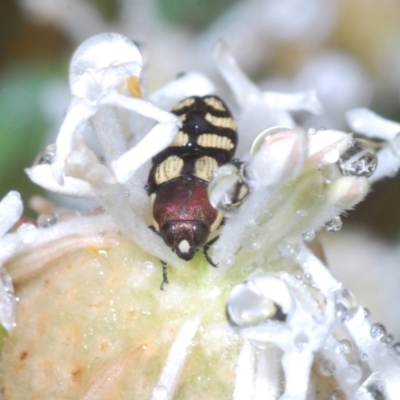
203,236,219,267
160,260,169,290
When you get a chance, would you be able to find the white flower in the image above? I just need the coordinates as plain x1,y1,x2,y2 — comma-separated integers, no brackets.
3,33,400,399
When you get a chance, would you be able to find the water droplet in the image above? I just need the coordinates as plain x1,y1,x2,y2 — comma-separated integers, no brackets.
37,213,58,228
143,261,154,271
325,216,342,232
364,308,370,318
219,253,235,268
308,128,317,136
360,352,368,361
294,332,309,349
208,162,251,214
338,139,377,178
125,190,130,197
34,143,57,165
243,232,261,250
244,219,258,231
278,241,300,258
296,209,307,218
226,281,285,329
301,230,315,242
320,164,341,184
385,334,394,344
390,132,400,158
370,323,387,342
319,359,335,376
250,126,291,155
392,342,400,354
17,223,38,244
344,365,362,384
338,339,352,354
335,288,359,322
330,387,345,400
303,272,312,281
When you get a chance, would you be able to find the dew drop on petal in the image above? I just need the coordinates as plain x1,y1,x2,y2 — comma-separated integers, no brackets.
208,162,251,214
226,281,285,329
219,253,235,268
330,387,345,400
320,163,341,184
296,209,308,218
244,219,258,231
294,332,309,349
319,359,335,376
37,213,58,228
278,241,300,258
143,261,154,271
34,143,57,165
303,272,312,281
325,216,342,232
392,342,400,354
344,365,362,384
17,223,38,244
335,288,359,322
302,230,316,242
385,334,394,344
308,128,317,136
243,232,261,250
339,339,352,354
390,132,400,158
338,138,377,178
370,323,387,342
360,352,368,361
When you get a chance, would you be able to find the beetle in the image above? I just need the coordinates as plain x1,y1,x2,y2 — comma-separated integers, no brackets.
147,95,239,283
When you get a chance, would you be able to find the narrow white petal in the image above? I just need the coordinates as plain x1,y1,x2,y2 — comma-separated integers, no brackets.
233,340,255,400
212,39,260,108
101,92,180,124
370,145,400,183
262,89,323,114
346,108,400,141
149,71,216,111
25,164,95,197
112,122,179,183
151,316,201,400
0,191,23,237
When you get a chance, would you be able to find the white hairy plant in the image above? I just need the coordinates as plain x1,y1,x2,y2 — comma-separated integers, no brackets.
0,33,399,399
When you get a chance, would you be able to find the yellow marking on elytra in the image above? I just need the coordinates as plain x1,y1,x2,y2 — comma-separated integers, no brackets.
172,97,195,111
204,97,226,111
210,211,224,232
170,131,189,147
149,193,159,231
179,114,186,122
155,155,184,185
197,134,234,150
127,76,142,98
205,113,237,130
194,156,218,182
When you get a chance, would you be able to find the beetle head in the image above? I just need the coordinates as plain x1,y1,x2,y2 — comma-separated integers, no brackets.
160,221,209,260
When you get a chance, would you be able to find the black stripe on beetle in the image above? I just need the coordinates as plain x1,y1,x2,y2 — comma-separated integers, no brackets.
147,95,237,266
